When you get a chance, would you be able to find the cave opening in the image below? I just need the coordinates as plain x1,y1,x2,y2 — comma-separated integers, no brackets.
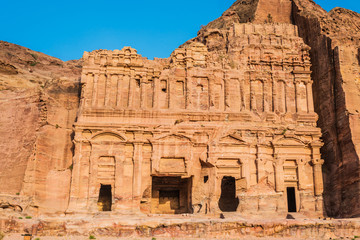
218,176,239,212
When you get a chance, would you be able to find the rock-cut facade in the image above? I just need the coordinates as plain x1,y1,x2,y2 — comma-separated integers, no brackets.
67,20,325,217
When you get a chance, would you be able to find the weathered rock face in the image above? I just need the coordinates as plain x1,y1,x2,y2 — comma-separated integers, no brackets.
189,0,360,218
0,41,82,213
0,0,359,222
291,0,360,218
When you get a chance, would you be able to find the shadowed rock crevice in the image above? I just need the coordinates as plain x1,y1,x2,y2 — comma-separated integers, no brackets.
291,0,360,218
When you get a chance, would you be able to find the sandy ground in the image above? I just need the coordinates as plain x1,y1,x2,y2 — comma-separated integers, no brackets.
3,234,335,240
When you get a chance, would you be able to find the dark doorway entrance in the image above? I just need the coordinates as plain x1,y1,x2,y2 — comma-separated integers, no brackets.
98,184,112,211
218,176,239,212
287,187,296,212
159,190,180,210
152,176,191,214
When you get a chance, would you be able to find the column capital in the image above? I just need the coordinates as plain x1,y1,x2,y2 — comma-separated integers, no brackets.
296,158,307,165
311,158,324,165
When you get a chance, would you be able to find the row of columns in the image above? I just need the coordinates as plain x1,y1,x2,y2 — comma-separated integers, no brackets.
82,72,315,114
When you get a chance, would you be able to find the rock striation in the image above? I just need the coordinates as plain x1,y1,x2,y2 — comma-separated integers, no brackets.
0,41,81,214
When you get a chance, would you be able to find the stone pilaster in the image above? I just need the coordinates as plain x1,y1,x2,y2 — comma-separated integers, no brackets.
312,158,324,196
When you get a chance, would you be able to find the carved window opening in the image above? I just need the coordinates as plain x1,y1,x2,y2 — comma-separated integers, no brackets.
204,176,209,183
161,80,167,93
151,176,191,214
135,79,141,88
218,176,239,212
286,187,296,212
98,184,112,211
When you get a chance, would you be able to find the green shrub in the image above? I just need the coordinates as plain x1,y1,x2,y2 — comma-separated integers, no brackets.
0,232,4,240
18,217,23,219
89,235,96,239
25,216,32,219
30,53,38,60
30,61,38,67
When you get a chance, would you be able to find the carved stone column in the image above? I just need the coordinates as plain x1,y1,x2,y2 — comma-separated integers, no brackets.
153,77,160,109
250,80,257,111
67,140,91,212
306,80,315,113
91,74,99,106
312,159,324,196
273,158,285,192
104,74,111,106
272,80,278,112
295,80,301,113
240,79,246,110
140,81,146,109
296,158,307,190
255,158,265,183
132,142,143,209
114,154,125,211
263,80,269,112
241,159,250,189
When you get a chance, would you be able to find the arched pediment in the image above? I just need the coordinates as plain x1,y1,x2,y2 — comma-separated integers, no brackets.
272,136,306,147
91,132,126,142
154,134,193,143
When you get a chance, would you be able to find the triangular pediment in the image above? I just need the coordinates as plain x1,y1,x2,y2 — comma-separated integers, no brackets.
219,134,247,145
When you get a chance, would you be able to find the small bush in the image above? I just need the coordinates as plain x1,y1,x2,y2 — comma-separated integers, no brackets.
0,232,4,240
89,235,96,239
30,61,38,67
25,216,32,219
35,238,41,240
68,164,73,171
18,217,23,219
16,192,20,195
151,238,156,240
30,53,38,60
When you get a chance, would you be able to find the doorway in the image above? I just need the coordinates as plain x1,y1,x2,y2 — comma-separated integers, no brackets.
152,176,191,214
286,187,296,212
218,176,239,212
98,184,112,211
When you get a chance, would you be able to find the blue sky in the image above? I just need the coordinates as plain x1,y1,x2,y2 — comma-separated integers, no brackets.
1,0,359,61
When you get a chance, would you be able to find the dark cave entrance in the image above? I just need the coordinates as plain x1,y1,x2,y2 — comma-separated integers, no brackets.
152,176,192,214
98,184,112,211
218,176,239,212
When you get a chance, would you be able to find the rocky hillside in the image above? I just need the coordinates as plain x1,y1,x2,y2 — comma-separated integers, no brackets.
0,41,82,213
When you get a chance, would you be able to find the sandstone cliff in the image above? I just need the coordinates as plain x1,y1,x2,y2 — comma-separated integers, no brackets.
0,41,82,213
291,0,360,218
183,0,360,218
